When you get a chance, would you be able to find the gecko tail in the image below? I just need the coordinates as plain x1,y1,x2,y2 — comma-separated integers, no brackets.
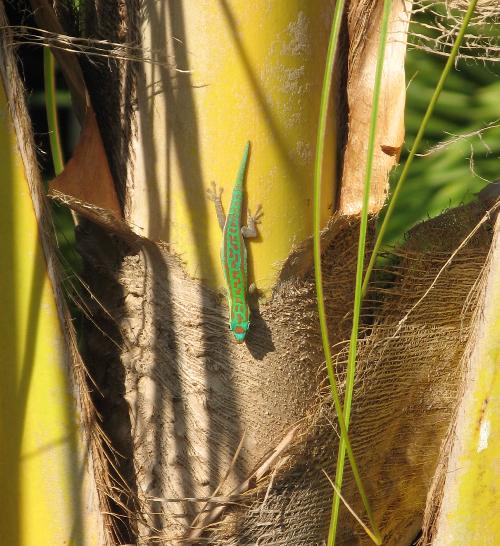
235,141,251,187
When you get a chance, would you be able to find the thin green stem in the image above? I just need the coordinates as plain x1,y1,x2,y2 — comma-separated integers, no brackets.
361,0,478,297
313,2,381,544
44,48,64,176
329,2,392,544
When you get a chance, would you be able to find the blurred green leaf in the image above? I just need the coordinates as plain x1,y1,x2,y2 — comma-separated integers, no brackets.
384,34,500,244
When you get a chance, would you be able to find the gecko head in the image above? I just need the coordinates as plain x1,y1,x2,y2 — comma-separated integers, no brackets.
230,320,249,343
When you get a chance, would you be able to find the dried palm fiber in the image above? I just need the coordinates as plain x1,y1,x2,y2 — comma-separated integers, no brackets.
113,193,495,545
409,1,500,63
116,215,362,544
417,197,500,545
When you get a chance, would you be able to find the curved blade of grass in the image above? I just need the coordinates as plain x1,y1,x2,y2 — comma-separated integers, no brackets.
361,0,479,297
313,2,381,544
43,47,64,176
329,2,393,544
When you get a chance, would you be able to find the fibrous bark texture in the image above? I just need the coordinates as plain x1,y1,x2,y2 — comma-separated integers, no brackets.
114,199,495,545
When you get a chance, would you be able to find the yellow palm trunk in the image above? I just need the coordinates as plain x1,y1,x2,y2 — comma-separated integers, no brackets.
0,84,102,545
132,2,335,292
432,220,500,544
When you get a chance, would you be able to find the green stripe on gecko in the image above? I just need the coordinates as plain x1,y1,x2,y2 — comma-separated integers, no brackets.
222,142,251,343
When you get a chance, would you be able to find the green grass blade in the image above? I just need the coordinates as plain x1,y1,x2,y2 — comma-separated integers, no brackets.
313,2,381,544
43,48,64,176
329,2,392,544
362,0,479,297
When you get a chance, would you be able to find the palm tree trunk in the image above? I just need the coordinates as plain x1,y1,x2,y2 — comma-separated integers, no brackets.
5,1,499,544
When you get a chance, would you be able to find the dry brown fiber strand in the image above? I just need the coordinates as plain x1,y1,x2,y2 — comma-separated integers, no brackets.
408,0,500,62
3,1,499,66
115,196,495,545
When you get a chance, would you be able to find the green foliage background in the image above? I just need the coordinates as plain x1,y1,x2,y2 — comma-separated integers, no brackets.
384,23,500,244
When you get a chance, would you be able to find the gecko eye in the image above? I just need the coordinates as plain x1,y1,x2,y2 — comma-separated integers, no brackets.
228,324,231,330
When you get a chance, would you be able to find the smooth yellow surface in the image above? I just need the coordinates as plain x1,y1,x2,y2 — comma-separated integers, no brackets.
0,87,102,544
433,227,500,545
133,2,335,290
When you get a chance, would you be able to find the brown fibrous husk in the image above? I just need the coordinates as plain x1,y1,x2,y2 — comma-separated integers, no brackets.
114,197,496,545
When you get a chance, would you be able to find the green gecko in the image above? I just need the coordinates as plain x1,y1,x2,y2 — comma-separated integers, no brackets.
207,141,262,343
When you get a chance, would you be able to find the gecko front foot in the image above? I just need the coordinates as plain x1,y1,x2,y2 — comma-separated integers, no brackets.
207,181,227,231
241,204,263,238
248,204,263,225
206,181,223,204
